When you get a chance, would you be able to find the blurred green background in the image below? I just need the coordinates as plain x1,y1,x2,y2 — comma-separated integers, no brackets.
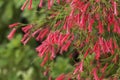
0,0,73,80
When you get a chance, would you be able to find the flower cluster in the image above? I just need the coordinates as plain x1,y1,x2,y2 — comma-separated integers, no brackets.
93,37,118,60
36,31,74,66
8,0,120,79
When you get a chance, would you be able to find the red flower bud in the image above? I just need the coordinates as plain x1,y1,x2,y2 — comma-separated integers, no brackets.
7,28,16,40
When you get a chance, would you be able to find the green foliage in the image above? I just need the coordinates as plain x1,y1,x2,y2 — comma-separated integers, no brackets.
0,35,44,80
50,57,74,78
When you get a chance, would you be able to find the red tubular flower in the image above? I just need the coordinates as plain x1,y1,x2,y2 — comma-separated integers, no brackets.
93,42,100,60
38,46,48,58
21,32,30,45
50,46,56,60
106,40,112,52
61,33,70,45
21,0,29,11
63,18,67,30
48,0,51,9
54,21,61,28
50,0,54,8
56,74,65,80
79,61,83,72
60,34,74,54
81,2,90,13
99,37,103,45
41,53,49,66
76,13,81,25
40,28,49,40
113,20,118,33
70,9,74,17
66,21,72,33
9,22,19,28
22,25,32,33
7,28,16,40
79,14,86,29
39,0,43,8
113,21,120,34
71,0,84,10
73,61,83,74
64,41,71,51
58,33,63,47
32,29,41,37
21,32,29,42
93,42,97,50
113,1,118,16
117,25,120,34
36,45,43,55
92,68,99,80
98,21,104,34
49,76,52,80
96,48,100,60
57,0,60,4
104,41,110,53
95,0,100,2
88,18,94,32
22,37,30,45
36,30,43,41
63,16,74,33
51,32,57,44
73,66,79,74
36,28,49,41
107,24,111,32
66,0,70,3
60,40,71,53
108,13,115,26
77,74,81,80
28,0,32,10
101,63,108,73
84,49,89,58
101,41,106,53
